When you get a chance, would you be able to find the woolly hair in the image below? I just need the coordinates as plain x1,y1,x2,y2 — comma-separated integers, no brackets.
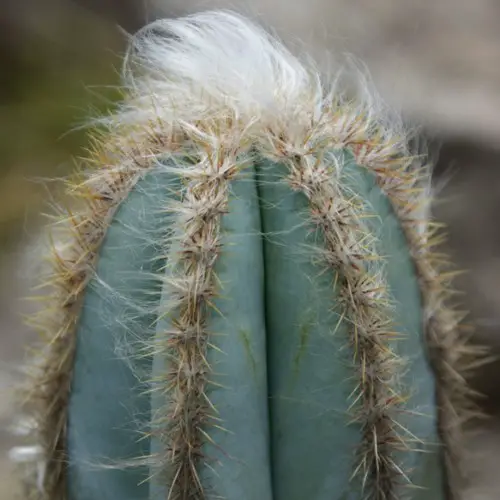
12,9,479,500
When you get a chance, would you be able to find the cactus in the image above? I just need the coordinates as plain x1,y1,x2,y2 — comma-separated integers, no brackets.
12,10,480,500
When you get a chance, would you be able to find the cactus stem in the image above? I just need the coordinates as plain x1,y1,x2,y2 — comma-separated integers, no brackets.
15,10,483,499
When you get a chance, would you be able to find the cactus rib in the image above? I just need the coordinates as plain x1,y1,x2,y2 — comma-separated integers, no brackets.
22,134,166,498
367,164,476,498
151,138,243,499
346,133,479,496
280,148,406,497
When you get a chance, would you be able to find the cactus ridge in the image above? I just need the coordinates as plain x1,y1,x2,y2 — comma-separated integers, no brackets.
279,147,408,497
147,139,246,499
353,137,482,497
21,133,168,497
15,9,483,500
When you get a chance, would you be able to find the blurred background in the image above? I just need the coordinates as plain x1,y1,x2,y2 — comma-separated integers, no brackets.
1,1,500,498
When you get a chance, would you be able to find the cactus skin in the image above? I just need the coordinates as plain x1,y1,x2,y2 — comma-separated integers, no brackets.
13,10,480,500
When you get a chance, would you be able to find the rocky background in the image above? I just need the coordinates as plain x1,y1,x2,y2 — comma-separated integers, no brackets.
1,1,500,498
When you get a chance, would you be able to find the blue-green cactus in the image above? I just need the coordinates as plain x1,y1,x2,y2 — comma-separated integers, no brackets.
14,10,476,500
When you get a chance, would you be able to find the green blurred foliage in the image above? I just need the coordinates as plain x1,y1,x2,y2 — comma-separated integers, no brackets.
0,3,128,251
